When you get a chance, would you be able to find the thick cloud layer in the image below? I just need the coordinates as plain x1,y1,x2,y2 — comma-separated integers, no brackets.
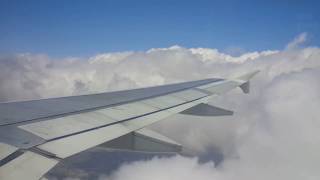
1,33,320,180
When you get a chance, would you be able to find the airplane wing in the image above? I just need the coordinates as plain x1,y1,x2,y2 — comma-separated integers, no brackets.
0,71,259,180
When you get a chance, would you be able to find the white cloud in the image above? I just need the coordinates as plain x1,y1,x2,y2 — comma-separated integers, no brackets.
1,33,320,180
99,156,219,180
286,32,308,50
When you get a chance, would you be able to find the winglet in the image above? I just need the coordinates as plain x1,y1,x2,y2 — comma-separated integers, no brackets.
235,70,260,94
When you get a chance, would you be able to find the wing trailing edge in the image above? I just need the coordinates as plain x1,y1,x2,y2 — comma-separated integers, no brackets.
180,103,233,116
0,151,58,180
98,128,182,153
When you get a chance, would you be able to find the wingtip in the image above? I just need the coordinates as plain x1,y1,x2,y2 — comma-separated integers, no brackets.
236,70,260,94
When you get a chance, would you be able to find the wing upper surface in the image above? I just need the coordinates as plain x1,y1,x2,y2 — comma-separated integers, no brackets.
0,79,220,126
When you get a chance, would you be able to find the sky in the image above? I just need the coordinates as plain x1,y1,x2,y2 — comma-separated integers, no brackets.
1,0,320,57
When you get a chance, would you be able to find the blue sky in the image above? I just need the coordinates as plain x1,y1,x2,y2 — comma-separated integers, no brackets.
0,0,319,57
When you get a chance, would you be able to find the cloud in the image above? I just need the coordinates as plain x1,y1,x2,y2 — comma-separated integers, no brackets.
286,32,308,50
100,50,320,179
99,156,219,180
0,33,320,180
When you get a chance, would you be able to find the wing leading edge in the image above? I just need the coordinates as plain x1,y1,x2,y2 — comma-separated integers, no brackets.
0,70,259,180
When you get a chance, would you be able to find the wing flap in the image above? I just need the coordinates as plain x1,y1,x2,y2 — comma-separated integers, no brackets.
36,123,131,158
19,112,117,140
0,151,58,180
34,97,208,159
97,101,159,121
180,103,233,116
99,128,182,153
17,97,184,142
0,143,18,161
170,89,209,101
